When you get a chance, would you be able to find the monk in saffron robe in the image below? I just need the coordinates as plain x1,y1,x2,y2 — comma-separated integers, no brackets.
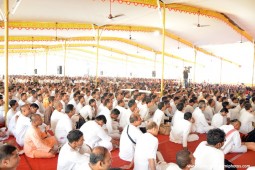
24,114,58,158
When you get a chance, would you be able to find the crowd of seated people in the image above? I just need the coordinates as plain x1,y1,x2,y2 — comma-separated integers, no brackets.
0,75,255,169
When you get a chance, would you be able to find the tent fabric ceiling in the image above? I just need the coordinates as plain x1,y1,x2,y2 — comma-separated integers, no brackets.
0,0,254,66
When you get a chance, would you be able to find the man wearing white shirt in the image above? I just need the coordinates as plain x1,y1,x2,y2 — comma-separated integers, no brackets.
184,99,195,114
120,99,138,128
50,101,64,132
229,99,244,120
239,103,255,134
55,104,75,145
112,92,124,109
84,90,92,106
153,102,166,128
76,95,85,113
18,93,27,107
203,99,215,122
172,102,185,127
170,96,180,115
60,92,69,113
79,99,97,121
80,115,117,151
119,114,143,169
34,94,45,114
134,121,159,170
211,108,228,128
57,130,90,170
0,95,5,125
215,96,223,113
193,128,225,170
193,101,214,134
115,99,127,122
68,92,80,110
27,90,37,104
15,104,32,146
220,119,247,154
170,112,199,149
139,97,153,121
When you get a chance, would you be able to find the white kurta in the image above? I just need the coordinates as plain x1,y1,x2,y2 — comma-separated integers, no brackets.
193,141,224,170
55,114,73,145
119,124,143,162
193,108,214,133
50,110,64,132
203,106,214,122
134,133,158,170
229,105,241,120
172,110,184,127
211,113,227,128
57,143,90,170
220,124,247,154
15,114,31,146
119,109,132,128
79,105,94,120
170,119,199,147
239,110,255,134
152,109,164,127
80,121,112,151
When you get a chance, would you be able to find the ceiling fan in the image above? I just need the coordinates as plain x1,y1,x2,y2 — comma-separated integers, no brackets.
195,13,210,28
129,27,136,41
108,0,124,20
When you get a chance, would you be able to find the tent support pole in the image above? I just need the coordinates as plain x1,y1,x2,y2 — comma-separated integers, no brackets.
220,58,223,84
64,40,67,76
45,48,48,75
252,40,255,87
160,3,166,97
193,48,197,83
4,0,9,126
95,28,99,87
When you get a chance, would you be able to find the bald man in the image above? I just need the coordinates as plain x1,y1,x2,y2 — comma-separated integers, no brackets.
24,114,57,158
88,146,112,170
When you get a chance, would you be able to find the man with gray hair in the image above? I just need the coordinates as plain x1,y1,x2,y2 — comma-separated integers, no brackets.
192,101,214,133
88,146,112,170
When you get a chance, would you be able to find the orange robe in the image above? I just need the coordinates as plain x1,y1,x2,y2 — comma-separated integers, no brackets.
24,126,57,158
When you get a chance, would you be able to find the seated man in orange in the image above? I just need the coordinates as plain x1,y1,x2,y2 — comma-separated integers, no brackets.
24,114,58,158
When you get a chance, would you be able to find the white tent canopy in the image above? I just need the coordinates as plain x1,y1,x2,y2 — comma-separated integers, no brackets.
0,0,254,84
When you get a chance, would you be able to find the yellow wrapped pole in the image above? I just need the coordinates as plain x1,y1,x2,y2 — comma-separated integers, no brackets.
193,48,197,82
252,40,255,87
160,3,166,97
4,0,9,124
95,28,99,86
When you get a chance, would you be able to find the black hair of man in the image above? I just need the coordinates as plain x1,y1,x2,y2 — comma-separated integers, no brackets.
244,103,252,111
184,112,192,120
95,115,107,124
128,99,136,108
65,104,74,114
30,103,39,109
67,130,83,143
9,100,17,107
89,99,96,105
220,107,228,113
176,102,185,111
111,108,120,116
208,99,214,105
157,102,165,110
207,128,225,146
222,101,229,108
